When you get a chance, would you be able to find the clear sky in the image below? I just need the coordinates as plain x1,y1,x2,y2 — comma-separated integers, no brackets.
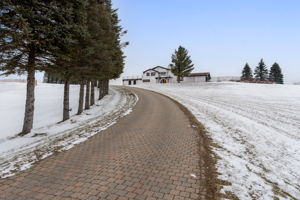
113,0,300,83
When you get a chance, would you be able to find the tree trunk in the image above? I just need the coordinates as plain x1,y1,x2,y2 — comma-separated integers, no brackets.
177,76,180,83
102,80,106,96
106,79,109,95
98,80,101,100
20,47,36,136
90,81,95,106
62,79,70,121
77,81,84,115
103,80,107,95
85,80,90,110
98,80,104,100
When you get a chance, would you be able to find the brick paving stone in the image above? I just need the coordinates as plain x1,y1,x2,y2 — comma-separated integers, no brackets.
97,191,109,198
143,190,154,197
135,194,147,200
116,190,128,196
153,192,164,198
126,192,137,198
180,191,190,198
87,196,98,200
0,87,207,199
170,189,180,196
106,194,119,200
174,196,185,200
117,197,129,200
164,194,175,200
190,193,199,199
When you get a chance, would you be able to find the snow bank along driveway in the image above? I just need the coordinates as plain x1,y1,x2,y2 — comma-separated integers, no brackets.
0,83,137,178
139,82,300,200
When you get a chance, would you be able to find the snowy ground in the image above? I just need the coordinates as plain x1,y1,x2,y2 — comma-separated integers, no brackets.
0,83,137,178
138,82,300,200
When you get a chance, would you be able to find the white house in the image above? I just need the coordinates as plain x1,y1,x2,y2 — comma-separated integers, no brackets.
123,66,211,85
142,66,175,84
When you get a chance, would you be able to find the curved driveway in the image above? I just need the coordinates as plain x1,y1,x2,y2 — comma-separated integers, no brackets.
0,87,211,200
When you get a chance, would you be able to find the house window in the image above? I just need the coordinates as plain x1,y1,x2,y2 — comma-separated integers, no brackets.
151,72,156,76
160,72,167,75
146,73,150,76
143,79,150,82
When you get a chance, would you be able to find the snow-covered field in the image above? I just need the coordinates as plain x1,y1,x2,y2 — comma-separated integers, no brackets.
0,82,137,178
138,82,300,200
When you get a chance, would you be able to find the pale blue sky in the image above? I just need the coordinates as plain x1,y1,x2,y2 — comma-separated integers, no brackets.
114,0,300,83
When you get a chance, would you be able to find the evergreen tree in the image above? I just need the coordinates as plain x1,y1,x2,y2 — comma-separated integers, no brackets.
1,0,126,130
241,63,253,81
254,59,268,81
49,0,90,120
0,0,56,135
88,0,126,100
169,46,194,83
269,62,284,84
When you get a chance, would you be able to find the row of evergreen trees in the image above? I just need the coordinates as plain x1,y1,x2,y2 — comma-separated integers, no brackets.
0,0,126,136
241,59,284,84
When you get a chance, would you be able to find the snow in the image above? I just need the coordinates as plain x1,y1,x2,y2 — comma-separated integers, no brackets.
0,83,83,139
137,82,300,200
0,82,137,178
190,173,197,178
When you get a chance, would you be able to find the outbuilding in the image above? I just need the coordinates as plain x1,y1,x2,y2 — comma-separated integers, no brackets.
122,77,142,86
184,72,211,83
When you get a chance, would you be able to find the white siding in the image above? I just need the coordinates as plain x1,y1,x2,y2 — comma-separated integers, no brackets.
142,69,159,83
142,69,158,83
142,67,176,84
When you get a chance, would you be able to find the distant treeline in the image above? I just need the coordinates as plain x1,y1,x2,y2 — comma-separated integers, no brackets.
241,59,284,84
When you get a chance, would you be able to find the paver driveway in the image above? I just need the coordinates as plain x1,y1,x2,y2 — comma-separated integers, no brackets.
0,87,212,200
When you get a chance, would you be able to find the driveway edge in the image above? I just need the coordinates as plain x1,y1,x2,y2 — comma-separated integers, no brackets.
143,89,220,200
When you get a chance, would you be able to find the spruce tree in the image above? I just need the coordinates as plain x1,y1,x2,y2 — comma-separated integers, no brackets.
254,59,268,81
59,0,91,118
241,63,253,81
46,0,91,121
1,0,126,130
0,0,56,135
169,46,194,83
87,0,126,100
269,63,284,84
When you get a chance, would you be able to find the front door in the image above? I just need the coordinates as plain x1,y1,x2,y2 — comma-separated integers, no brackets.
133,80,136,85
129,80,131,85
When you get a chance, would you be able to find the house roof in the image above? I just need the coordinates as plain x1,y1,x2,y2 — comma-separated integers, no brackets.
143,66,170,74
188,72,211,77
122,78,142,81
152,66,170,71
155,76,172,79
143,69,159,74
